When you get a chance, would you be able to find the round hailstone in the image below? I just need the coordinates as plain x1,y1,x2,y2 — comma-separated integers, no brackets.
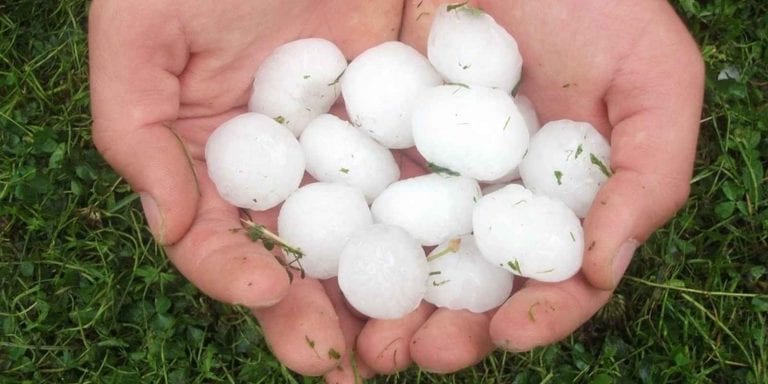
473,184,583,283
424,235,513,313
205,113,305,211
277,182,372,279
338,224,429,319
428,4,522,93
300,114,400,203
370,174,481,246
519,119,611,218
412,84,529,181
248,38,347,137
341,41,443,148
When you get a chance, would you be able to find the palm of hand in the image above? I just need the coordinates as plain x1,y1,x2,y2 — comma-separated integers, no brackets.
90,0,703,381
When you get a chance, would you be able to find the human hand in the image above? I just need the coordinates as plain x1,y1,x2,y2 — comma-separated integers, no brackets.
348,0,705,374
88,0,407,380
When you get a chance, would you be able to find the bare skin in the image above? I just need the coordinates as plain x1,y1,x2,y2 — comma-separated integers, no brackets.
89,0,704,381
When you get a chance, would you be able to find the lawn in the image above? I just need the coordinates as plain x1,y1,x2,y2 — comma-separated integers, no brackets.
1,1,766,383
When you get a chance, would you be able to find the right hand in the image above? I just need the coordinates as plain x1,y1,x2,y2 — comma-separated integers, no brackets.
88,1,406,380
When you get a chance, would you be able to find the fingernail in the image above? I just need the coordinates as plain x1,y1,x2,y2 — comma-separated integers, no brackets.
139,192,165,244
612,239,639,287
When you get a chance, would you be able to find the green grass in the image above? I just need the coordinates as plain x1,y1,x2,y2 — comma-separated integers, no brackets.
1,0,766,383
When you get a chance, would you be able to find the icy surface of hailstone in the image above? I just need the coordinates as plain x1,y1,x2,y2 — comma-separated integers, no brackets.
341,41,443,149
428,4,522,93
205,113,305,211
248,38,347,136
473,184,584,283
425,235,514,313
277,182,373,279
486,94,542,183
371,174,481,246
300,114,400,203
412,85,529,181
519,119,611,218
337,224,429,319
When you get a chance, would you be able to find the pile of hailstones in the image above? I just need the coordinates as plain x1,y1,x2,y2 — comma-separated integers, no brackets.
206,4,611,320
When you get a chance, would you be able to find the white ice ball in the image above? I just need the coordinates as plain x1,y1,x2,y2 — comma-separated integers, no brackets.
371,174,481,246
428,4,522,93
473,184,583,283
277,182,373,279
412,84,529,181
338,224,429,319
205,113,305,211
342,41,443,148
249,38,347,136
300,114,400,203
424,235,514,313
519,120,611,218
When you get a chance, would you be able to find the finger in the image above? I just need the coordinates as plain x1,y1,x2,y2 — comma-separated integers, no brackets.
356,302,435,374
584,2,705,290
490,274,612,352
253,275,346,377
89,1,196,245
166,161,290,307
410,309,495,373
322,278,375,384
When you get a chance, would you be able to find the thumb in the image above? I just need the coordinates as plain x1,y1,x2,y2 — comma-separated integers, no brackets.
582,10,705,290
582,169,690,290
93,122,198,246
89,1,197,245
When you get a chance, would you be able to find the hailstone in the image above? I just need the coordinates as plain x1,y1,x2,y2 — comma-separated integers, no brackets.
337,224,429,319
370,174,481,246
412,84,529,181
277,182,373,279
205,113,305,211
428,3,522,93
473,184,583,283
248,38,347,136
300,114,400,203
341,41,443,148
424,235,514,313
519,119,611,218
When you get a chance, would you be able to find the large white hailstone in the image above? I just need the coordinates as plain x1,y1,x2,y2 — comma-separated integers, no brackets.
519,120,611,218
341,41,443,148
248,38,347,137
412,84,529,181
428,4,522,93
300,114,400,203
338,224,429,319
371,174,481,246
205,113,305,211
424,235,514,313
277,182,373,279
473,184,583,283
